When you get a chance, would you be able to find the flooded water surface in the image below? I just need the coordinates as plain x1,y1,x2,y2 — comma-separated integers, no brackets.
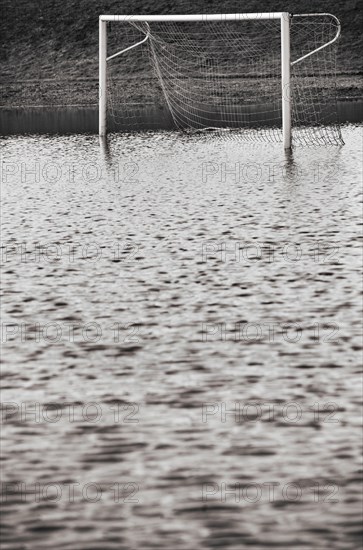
1,125,362,549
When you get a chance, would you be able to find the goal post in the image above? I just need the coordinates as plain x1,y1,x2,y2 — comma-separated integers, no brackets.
99,18,107,137
99,12,342,147
281,14,291,149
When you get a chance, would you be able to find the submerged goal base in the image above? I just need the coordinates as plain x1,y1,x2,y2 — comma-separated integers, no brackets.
99,12,342,148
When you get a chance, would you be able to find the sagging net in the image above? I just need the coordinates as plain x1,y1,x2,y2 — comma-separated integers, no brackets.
107,15,343,145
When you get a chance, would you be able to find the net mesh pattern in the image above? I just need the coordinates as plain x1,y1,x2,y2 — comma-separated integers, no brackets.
107,15,343,145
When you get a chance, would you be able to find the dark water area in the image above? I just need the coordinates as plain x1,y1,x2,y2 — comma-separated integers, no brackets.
0,100,362,135
1,126,362,549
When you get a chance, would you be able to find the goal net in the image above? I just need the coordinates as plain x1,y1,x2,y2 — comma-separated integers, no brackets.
104,14,343,146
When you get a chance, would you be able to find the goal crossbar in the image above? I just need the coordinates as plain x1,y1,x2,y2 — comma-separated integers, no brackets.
99,12,341,148
100,13,285,22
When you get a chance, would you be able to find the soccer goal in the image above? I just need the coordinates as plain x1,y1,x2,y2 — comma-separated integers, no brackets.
99,13,343,147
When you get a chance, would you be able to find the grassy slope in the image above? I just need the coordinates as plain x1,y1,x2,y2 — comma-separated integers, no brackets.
1,0,362,106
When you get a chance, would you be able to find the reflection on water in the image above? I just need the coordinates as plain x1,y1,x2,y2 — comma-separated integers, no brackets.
0,100,362,135
1,125,362,549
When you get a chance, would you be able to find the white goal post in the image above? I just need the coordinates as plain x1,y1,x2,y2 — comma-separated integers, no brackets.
99,12,341,148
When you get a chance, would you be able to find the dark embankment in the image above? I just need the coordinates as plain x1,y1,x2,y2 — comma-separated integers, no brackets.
1,0,362,107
